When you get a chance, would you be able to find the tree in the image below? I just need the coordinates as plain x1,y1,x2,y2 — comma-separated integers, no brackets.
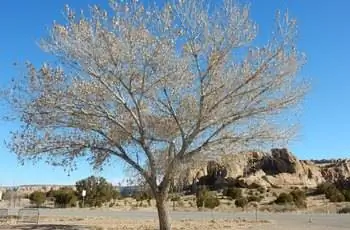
75,176,117,207
4,1,307,229
29,191,46,207
51,187,78,208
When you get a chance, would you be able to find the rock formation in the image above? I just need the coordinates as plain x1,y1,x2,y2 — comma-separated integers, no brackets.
183,148,350,190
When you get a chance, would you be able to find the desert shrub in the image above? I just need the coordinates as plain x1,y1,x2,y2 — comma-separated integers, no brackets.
222,201,232,206
29,191,46,207
52,188,78,208
315,182,336,195
290,189,306,200
2,190,14,201
109,202,115,207
275,192,293,204
316,183,346,203
134,191,152,206
275,190,306,208
177,200,185,207
290,189,307,208
248,183,262,189
328,191,345,203
224,187,242,200
204,196,220,209
342,190,350,202
170,195,181,202
196,188,220,209
247,190,254,196
338,207,350,214
257,187,266,194
235,197,248,209
247,195,262,203
272,192,278,197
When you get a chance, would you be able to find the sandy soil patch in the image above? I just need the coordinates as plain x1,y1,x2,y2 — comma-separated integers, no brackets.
0,216,270,230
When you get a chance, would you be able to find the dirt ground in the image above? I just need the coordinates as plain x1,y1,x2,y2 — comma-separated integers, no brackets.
0,217,270,230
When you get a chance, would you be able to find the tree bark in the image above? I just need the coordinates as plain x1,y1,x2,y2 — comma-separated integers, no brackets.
156,195,171,230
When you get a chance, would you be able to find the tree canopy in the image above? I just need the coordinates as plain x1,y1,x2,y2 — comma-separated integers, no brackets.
4,1,307,229
76,176,119,207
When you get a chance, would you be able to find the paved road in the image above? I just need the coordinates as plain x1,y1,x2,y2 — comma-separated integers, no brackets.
7,208,350,229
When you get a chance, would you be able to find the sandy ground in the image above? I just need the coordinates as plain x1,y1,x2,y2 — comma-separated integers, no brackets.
1,194,350,229
0,216,271,230
0,210,350,230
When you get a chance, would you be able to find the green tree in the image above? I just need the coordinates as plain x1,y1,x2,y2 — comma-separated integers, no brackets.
29,191,46,207
76,176,118,207
52,187,78,208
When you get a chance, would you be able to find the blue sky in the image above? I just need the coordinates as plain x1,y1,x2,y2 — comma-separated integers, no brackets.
0,0,349,186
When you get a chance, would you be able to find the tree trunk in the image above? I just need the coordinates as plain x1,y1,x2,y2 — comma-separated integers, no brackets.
156,195,171,230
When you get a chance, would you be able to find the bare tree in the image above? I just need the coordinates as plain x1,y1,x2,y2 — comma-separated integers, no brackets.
4,0,307,229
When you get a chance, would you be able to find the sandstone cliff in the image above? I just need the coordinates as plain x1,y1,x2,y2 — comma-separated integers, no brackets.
184,148,350,189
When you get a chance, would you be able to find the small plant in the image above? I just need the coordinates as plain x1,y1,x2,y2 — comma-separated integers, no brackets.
275,190,307,208
257,187,266,194
342,190,350,202
290,189,306,200
338,207,350,214
315,182,346,203
224,187,242,200
328,191,345,203
290,189,307,208
315,182,336,195
275,192,293,205
196,188,220,209
177,200,185,207
205,196,220,209
247,195,262,203
235,197,248,209
170,195,181,202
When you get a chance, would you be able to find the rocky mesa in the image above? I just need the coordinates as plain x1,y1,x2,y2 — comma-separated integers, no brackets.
182,148,350,189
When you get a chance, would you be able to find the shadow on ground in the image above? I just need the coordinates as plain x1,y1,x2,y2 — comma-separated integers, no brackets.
0,224,89,230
